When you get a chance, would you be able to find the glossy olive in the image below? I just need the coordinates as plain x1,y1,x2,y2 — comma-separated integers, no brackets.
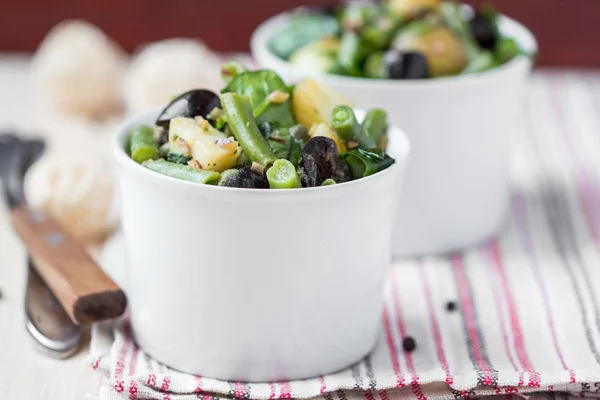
155,89,221,128
299,137,351,187
384,50,429,79
222,167,269,189
469,12,497,51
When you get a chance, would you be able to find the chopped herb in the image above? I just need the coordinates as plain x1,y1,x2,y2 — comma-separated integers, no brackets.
167,152,192,165
268,135,287,144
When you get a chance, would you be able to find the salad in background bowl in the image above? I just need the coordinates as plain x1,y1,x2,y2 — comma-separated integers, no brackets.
251,0,537,256
269,0,532,80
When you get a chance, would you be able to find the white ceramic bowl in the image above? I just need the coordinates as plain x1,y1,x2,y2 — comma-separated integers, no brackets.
251,11,537,256
112,109,410,381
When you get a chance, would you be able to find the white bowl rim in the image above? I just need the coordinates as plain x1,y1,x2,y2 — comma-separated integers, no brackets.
113,107,411,196
250,6,538,89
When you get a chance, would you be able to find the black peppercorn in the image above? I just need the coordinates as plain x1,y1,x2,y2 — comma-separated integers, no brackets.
402,336,416,352
446,301,457,312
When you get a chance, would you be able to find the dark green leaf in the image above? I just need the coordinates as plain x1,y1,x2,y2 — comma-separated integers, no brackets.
288,138,304,167
221,70,296,128
268,127,290,160
268,12,339,59
259,124,304,167
340,148,395,178
167,152,192,165
462,50,498,74
495,37,524,64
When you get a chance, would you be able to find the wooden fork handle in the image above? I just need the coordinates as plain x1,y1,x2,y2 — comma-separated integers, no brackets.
12,205,126,325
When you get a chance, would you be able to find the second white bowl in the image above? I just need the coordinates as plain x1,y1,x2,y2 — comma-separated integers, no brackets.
252,10,537,256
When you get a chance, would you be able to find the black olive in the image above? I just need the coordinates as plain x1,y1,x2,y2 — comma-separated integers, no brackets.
402,336,417,352
158,128,169,146
384,51,429,80
469,12,497,51
299,137,352,187
300,153,318,187
223,167,269,189
156,89,221,128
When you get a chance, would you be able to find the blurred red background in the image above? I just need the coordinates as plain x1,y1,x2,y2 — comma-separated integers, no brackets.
0,0,596,67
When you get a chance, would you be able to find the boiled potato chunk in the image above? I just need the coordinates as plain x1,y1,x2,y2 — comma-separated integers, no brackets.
388,0,441,20
292,77,353,128
169,117,241,172
393,25,467,77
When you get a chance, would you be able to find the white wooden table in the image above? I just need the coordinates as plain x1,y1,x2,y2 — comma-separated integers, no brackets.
0,53,97,400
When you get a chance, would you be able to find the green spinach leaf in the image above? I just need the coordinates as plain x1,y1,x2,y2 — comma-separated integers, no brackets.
339,148,395,178
221,70,296,128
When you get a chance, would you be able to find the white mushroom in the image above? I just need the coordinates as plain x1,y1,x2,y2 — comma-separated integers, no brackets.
31,20,128,120
24,133,119,243
124,38,222,114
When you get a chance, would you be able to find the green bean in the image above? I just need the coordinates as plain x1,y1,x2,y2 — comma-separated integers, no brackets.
337,31,364,76
221,93,277,167
361,12,399,51
220,60,247,83
361,25,388,50
266,159,301,189
129,125,159,164
331,105,377,149
321,178,336,186
361,108,388,143
363,52,386,78
462,51,497,74
495,37,522,64
142,159,220,184
339,148,395,178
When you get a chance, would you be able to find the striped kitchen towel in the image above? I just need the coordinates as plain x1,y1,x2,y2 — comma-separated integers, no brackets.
88,70,600,400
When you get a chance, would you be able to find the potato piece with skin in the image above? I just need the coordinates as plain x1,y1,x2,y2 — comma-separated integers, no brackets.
292,78,354,128
169,117,241,172
388,0,441,20
309,123,347,153
393,26,467,77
